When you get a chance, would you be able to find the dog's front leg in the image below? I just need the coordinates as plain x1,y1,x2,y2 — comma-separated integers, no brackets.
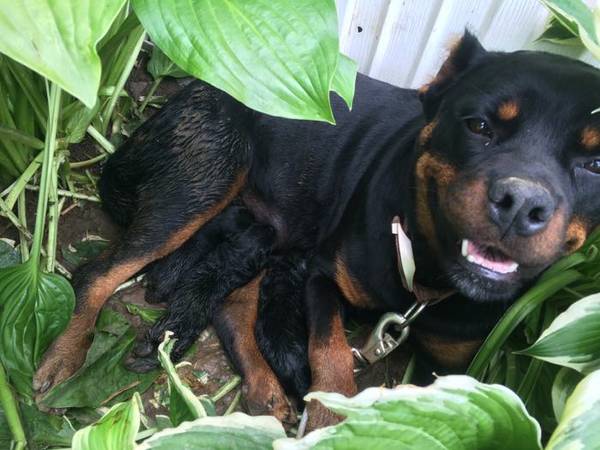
304,274,356,431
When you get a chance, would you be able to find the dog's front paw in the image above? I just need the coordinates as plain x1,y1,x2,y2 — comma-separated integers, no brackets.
243,373,297,425
33,336,88,406
304,399,344,432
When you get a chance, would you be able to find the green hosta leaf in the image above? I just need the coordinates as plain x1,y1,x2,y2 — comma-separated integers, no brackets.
540,0,600,58
0,261,74,397
331,54,358,110
64,101,101,144
551,367,583,422
132,0,357,123
0,408,11,450
124,303,165,325
275,375,541,450
157,331,207,423
39,308,158,409
147,46,188,80
20,402,74,448
537,16,582,46
61,237,109,270
0,239,19,268
139,413,286,450
72,392,142,450
521,293,600,374
0,0,127,107
546,370,600,449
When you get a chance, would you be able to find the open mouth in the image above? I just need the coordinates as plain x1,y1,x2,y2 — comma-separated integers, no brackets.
460,239,519,275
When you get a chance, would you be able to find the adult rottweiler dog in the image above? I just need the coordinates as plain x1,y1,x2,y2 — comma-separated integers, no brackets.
34,32,600,430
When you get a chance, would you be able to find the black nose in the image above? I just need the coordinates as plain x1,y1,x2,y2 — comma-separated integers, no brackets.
488,177,556,237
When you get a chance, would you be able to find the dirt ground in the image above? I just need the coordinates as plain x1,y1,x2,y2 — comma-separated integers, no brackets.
0,55,412,425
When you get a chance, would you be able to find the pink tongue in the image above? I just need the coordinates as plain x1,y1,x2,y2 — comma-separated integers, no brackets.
467,241,517,274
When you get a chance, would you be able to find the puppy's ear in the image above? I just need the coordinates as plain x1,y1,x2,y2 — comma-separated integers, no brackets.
419,31,487,120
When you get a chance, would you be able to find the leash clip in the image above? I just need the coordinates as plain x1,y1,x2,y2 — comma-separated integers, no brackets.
353,302,426,372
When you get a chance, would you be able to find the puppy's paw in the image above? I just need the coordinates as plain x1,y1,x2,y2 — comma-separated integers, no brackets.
124,340,159,373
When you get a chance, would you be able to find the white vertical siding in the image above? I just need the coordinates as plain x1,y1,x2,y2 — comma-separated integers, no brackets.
337,0,600,89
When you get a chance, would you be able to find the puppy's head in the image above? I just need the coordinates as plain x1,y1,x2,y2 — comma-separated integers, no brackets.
413,31,600,302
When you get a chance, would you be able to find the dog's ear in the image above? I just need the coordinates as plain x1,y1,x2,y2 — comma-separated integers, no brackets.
419,31,487,120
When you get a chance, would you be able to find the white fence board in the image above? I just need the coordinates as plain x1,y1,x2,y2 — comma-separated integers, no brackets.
368,0,442,87
336,0,600,89
339,0,392,73
410,0,498,88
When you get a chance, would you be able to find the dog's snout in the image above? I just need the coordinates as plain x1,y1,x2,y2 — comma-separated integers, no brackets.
488,177,556,237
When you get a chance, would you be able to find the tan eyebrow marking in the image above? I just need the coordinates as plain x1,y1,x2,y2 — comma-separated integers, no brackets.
497,100,519,121
581,126,600,150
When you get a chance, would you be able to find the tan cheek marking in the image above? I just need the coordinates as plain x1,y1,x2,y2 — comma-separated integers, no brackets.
527,207,567,262
581,126,600,151
497,100,519,121
334,255,374,309
565,217,588,252
415,151,457,251
418,119,438,147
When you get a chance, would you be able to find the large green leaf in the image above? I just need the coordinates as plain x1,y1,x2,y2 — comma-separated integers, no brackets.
540,0,600,58
521,293,600,374
0,261,74,397
157,331,208,424
551,367,583,422
147,46,188,80
72,392,141,450
132,0,357,123
0,408,11,449
546,370,600,449
20,403,74,449
139,413,286,450
0,239,19,269
0,0,127,107
39,308,158,409
275,375,541,450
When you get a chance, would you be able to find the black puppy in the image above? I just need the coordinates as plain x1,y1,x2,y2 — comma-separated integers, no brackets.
35,32,600,431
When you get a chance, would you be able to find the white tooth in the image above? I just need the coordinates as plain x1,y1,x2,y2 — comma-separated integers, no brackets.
461,239,469,257
507,263,519,273
466,254,477,264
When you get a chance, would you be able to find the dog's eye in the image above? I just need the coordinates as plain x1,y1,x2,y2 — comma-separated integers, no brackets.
465,118,493,139
584,159,600,174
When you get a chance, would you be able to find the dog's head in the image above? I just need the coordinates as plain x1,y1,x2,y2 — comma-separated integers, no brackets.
413,31,600,302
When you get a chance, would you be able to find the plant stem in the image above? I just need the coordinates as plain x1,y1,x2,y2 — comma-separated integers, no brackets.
4,151,43,210
135,428,158,441
17,191,29,262
86,125,115,154
70,153,108,169
140,77,163,112
29,83,61,270
224,390,242,415
0,196,71,277
25,184,100,202
102,31,146,134
467,269,582,379
45,151,64,273
0,125,45,149
0,362,27,450
210,376,241,403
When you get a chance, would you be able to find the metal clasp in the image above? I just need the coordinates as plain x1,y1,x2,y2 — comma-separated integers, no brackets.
352,302,426,372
